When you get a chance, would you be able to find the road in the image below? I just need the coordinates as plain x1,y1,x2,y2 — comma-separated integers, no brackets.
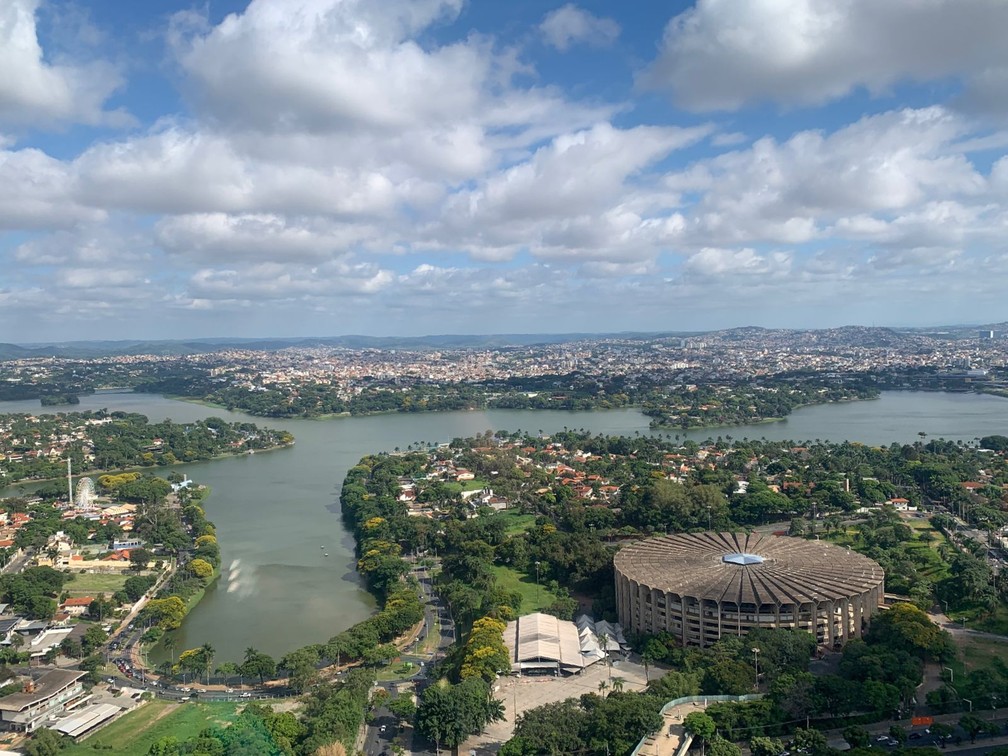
1,547,32,575
361,561,457,756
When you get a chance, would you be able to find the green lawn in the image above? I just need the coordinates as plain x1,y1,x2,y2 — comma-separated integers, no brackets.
443,479,490,495
64,700,242,756
963,604,1008,635
494,510,537,536
63,572,130,596
491,564,559,613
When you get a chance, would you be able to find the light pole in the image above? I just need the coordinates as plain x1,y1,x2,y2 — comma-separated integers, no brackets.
534,561,541,608
752,647,760,691
963,697,973,712
943,666,954,684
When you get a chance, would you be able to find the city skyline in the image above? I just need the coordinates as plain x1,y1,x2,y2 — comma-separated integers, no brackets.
3,0,1008,340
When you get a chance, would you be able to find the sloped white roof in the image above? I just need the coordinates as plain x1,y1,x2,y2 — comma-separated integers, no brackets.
575,615,627,650
504,612,603,671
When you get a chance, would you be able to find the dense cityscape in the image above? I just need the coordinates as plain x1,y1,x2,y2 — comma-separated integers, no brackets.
0,327,1007,755
3,0,1008,754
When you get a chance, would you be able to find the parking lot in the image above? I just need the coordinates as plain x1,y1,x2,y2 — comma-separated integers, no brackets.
462,657,651,754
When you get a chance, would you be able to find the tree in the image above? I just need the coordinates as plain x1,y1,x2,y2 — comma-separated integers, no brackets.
82,625,108,655
200,643,215,685
387,695,417,728
959,713,986,743
280,646,320,692
503,699,587,755
142,596,186,629
708,736,742,756
216,661,239,687
683,711,717,744
129,548,153,571
929,722,954,743
792,727,829,756
889,724,907,745
60,637,82,660
843,725,870,749
23,728,65,756
749,736,785,756
241,648,276,685
416,677,503,750
189,557,213,579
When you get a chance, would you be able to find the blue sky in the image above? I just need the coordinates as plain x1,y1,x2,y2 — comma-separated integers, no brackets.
2,0,1007,341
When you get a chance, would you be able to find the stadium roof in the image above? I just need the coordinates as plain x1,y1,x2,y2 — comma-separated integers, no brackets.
614,532,885,606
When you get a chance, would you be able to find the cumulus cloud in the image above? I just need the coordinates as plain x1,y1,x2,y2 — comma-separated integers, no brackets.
188,259,394,302
0,0,128,128
666,107,985,247
540,4,620,51
155,213,381,262
432,122,708,260
0,147,104,229
3,0,1008,337
643,0,1008,111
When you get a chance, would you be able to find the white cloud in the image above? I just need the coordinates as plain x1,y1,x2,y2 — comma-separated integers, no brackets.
666,107,985,247
155,213,381,263
432,122,708,260
684,247,791,278
187,260,394,301
643,0,1008,111
540,4,620,52
0,0,128,128
0,147,103,229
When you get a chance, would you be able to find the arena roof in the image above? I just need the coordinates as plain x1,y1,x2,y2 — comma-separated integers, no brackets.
614,531,884,606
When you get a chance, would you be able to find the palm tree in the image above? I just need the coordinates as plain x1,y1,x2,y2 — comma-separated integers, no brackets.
201,643,215,685
611,676,626,694
164,635,177,665
598,679,609,697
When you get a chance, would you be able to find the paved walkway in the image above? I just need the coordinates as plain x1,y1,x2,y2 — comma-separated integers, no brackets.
634,699,710,756
462,659,650,754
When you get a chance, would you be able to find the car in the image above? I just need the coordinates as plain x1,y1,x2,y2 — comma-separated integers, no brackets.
241,692,251,697
875,735,891,743
379,725,387,733
909,732,922,740
226,688,234,693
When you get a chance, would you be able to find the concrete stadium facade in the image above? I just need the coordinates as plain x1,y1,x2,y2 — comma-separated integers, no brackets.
614,532,885,648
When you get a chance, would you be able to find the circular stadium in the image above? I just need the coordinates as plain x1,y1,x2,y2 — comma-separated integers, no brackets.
614,532,885,648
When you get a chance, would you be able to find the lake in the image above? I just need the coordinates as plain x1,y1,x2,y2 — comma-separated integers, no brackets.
2,389,1007,660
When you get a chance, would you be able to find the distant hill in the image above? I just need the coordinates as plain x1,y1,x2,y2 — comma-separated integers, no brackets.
1,323,1002,359
0,333,685,359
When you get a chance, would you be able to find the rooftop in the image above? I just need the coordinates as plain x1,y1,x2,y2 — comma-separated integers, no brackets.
0,669,86,712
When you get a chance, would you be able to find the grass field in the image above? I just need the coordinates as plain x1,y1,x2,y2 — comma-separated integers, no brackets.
443,479,490,495
492,564,559,613
494,510,537,536
63,572,130,596
64,700,242,756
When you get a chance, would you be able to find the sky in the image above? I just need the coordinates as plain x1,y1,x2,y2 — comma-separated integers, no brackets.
2,0,1008,342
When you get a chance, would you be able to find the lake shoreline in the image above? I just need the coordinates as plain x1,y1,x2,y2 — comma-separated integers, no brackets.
6,389,1008,659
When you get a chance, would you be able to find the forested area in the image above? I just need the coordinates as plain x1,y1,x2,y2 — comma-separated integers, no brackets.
134,360,875,428
0,410,293,483
325,427,1008,754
